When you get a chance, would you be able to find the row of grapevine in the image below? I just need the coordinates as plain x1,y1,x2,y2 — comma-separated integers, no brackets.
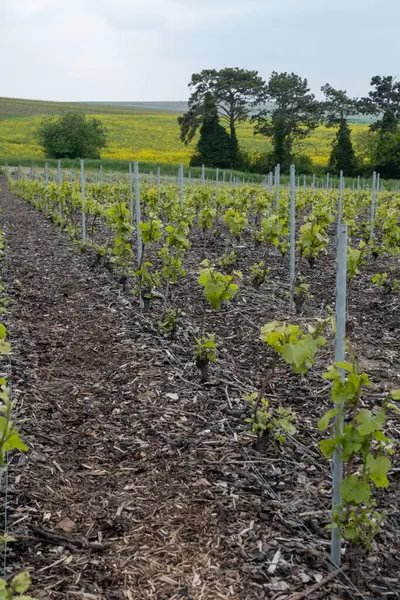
0,195,34,597
5,164,400,568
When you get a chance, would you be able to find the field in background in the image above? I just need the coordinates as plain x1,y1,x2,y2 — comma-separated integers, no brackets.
0,97,370,166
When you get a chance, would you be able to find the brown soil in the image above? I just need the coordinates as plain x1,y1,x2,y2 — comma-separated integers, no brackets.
1,174,400,600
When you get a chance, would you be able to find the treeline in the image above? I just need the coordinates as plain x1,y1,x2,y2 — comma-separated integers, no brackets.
178,69,400,178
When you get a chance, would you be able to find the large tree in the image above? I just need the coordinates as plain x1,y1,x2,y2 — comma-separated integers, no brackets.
360,75,400,133
252,72,320,172
374,129,400,179
190,93,233,169
37,111,107,159
359,76,400,177
321,84,358,175
178,68,266,167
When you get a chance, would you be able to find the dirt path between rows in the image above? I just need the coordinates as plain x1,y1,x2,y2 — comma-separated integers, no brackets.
1,175,253,600
1,175,399,600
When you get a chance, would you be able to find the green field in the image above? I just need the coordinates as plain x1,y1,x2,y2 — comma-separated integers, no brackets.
0,97,370,167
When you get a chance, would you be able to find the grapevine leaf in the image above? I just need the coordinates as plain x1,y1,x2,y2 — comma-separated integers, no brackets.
0,340,11,355
335,361,353,372
2,428,28,453
366,454,390,488
340,475,371,504
341,425,363,460
319,438,338,458
323,366,341,381
318,409,338,431
343,526,358,541
11,572,31,594
356,409,386,435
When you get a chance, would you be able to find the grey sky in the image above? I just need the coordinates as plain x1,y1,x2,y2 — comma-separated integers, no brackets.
1,0,399,102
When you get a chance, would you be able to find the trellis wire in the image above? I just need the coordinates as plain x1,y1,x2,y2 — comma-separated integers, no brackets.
331,223,348,567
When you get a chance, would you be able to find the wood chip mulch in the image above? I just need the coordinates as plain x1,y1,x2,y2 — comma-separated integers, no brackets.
0,174,400,599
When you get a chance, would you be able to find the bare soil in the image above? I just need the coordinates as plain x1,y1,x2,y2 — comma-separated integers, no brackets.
1,175,400,600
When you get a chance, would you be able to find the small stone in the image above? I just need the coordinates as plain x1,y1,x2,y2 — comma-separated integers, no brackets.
55,517,76,533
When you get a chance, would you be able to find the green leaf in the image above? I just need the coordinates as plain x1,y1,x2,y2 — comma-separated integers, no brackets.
11,572,31,594
341,425,363,460
356,409,386,436
343,526,358,541
366,454,391,488
323,366,341,380
340,475,371,504
335,361,353,372
204,281,224,309
391,389,400,400
0,340,10,356
318,408,338,431
3,430,28,453
319,438,338,458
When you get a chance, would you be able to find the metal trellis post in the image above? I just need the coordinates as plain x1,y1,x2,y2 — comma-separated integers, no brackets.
331,223,348,567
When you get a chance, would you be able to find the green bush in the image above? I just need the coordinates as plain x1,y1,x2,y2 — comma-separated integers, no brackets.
37,111,107,159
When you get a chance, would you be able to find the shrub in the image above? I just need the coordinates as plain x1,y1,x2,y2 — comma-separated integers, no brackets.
37,111,107,159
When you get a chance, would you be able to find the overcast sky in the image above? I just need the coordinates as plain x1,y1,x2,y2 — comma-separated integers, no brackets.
1,0,399,102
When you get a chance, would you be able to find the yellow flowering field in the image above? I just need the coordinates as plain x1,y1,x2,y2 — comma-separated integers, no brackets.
0,109,369,166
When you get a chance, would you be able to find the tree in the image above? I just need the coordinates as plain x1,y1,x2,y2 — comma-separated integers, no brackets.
360,76,400,133
190,93,232,169
359,76,400,177
321,84,358,175
375,130,400,178
329,121,358,176
353,129,379,168
37,111,107,159
178,68,266,167
252,72,320,172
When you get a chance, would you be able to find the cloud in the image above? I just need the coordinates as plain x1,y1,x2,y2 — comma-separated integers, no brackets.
0,0,399,101
87,0,264,31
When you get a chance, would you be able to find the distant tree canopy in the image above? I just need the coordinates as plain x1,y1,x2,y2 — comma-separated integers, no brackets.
179,69,400,178
322,84,358,176
252,72,320,172
361,76,400,133
178,67,266,168
190,93,232,169
37,112,107,159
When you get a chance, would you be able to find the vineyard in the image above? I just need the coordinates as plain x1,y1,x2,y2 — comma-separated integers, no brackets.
0,166,399,599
